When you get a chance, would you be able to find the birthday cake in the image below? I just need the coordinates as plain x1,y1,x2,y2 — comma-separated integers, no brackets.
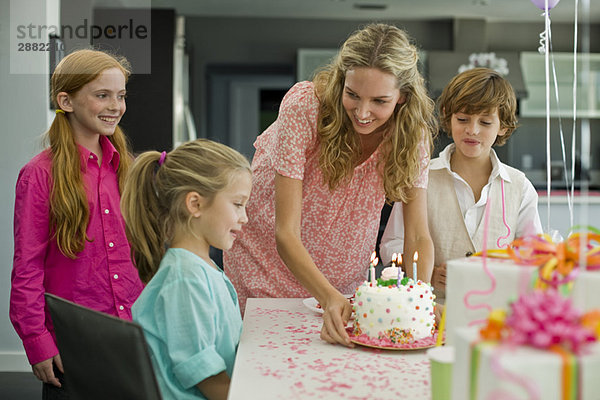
452,290,600,400
351,265,437,347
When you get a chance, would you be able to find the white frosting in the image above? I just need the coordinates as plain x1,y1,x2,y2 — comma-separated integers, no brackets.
380,266,403,281
353,280,436,341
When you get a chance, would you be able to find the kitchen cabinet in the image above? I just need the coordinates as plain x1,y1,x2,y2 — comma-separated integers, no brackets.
520,51,600,118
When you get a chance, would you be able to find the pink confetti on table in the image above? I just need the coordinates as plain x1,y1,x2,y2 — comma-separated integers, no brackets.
229,300,432,399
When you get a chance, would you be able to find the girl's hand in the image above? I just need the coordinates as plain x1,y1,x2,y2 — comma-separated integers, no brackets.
320,292,354,347
32,354,63,387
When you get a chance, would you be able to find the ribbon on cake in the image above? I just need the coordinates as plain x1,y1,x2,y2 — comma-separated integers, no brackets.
474,290,600,400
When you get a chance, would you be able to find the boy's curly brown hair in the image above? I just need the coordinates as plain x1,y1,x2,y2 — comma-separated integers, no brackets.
437,67,518,146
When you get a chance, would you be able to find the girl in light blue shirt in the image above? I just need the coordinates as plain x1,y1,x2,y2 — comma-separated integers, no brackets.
121,139,252,400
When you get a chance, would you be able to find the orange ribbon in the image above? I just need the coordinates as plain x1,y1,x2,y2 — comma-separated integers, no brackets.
549,345,578,400
500,232,600,289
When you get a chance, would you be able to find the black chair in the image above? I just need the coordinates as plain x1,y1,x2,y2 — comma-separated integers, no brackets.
45,293,162,400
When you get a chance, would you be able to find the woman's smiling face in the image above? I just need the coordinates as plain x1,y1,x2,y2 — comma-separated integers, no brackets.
342,67,404,136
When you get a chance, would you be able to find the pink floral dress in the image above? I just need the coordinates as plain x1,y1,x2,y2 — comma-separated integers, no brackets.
223,81,428,312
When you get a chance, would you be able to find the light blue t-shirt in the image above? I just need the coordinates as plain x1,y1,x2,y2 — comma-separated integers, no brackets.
132,248,243,399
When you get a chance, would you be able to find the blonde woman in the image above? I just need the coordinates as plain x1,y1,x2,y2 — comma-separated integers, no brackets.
224,23,437,347
10,49,143,398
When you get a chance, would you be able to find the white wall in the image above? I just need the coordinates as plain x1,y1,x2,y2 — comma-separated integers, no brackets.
0,0,59,371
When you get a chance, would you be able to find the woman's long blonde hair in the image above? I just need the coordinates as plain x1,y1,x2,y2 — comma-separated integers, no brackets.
48,49,132,258
121,139,251,283
313,23,437,203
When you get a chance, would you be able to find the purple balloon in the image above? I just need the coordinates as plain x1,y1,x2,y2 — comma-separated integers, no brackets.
530,0,561,10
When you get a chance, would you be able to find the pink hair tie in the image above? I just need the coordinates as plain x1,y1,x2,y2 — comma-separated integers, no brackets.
158,151,167,166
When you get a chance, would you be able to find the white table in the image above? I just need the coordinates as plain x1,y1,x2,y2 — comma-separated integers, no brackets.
229,298,432,400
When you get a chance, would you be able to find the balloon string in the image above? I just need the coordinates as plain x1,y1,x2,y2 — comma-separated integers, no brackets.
537,19,548,54
463,191,496,326
546,29,575,225
544,9,552,233
570,0,579,226
496,179,511,249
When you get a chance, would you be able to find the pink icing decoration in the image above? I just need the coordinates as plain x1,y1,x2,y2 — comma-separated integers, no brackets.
505,290,597,354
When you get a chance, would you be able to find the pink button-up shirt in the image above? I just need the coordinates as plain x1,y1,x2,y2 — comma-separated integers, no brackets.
10,136,144,365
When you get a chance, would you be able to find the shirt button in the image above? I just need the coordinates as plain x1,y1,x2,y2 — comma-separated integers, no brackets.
113,274,119,279
104,209,110,214
109,242,114,248
119,305,124,311
89,155,94,159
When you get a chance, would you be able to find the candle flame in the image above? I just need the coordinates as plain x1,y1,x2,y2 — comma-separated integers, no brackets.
391,253,397,263
370,251,376,262
373,257,379,266
398,254,403,265
414,251,419,262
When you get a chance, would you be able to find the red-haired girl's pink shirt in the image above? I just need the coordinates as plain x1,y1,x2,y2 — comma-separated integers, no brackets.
10,136,144,365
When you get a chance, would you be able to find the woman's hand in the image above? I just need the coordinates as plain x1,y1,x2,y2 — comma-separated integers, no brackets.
320,292,354,347
32,354,63,387
431,262,447,290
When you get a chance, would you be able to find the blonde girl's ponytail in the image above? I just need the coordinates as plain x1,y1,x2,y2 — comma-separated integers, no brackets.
122,139,252,283
120,151,166,283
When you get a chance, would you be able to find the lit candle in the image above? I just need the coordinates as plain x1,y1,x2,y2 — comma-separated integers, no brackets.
369,251,376,286
413,251,419,282
397,254,403,283
372,256,378,285
391,253,397,282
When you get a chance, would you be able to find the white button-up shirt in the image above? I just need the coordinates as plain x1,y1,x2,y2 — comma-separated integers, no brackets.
380,144,542,265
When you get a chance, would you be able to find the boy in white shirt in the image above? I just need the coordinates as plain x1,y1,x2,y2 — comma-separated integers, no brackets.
380,67,542,302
